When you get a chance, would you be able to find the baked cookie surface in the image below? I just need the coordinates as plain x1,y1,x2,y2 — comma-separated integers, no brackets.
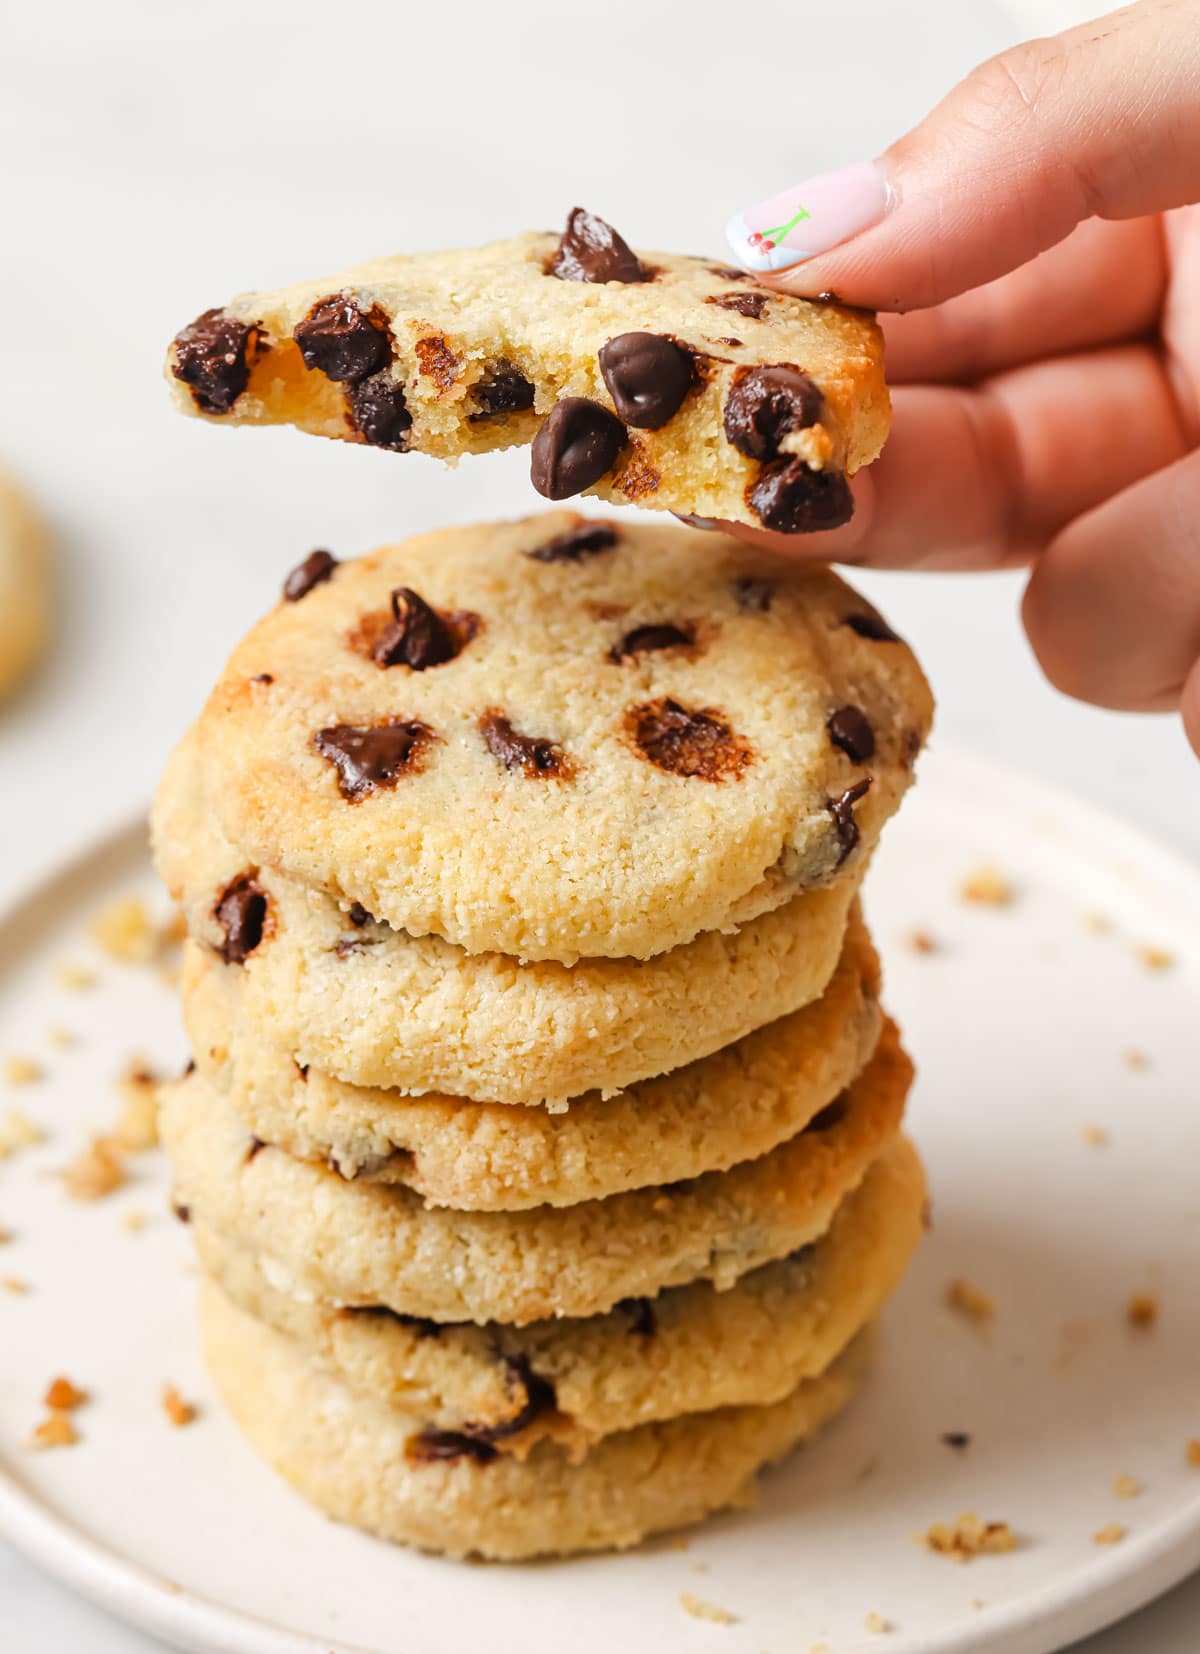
181,907,881,1206
0,465,49,702
161,1021,911,1325
191,513,932,962
196,1136,923,1454
201,1280,871,1559
166,211,889,534
154,727,862,1102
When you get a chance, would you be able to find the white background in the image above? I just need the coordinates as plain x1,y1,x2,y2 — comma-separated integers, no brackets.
1,1,1197,1649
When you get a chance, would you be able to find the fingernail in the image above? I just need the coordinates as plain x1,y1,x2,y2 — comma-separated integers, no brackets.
725,161,890,275
672,512,721,531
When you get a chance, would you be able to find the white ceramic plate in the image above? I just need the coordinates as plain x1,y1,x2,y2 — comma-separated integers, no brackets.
1,746,1198,1654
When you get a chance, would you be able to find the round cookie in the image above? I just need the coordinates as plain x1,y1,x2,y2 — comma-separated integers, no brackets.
193,512,933,962
161,1022,912,1326
0,465,49,702
195,1136,925,1454
200,1280,872,1560
182,910,882,1206
154,727,864,1104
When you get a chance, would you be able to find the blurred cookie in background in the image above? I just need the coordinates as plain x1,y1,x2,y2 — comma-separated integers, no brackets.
0,464,50,703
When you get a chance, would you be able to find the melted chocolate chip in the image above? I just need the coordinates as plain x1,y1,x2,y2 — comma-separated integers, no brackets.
807,1097,848,1133
314,719,436,800
477,1356,557,1442
732,575,774,612
844,610,901,644
293,295,390,384
182,1058,196,1077
715,335,743,347
479,711,571,779
171,1199,191,1224
469,361,536,421
548,207,649,284
407,1429,499,1466
346,374,412,450
213,873,268,965
827,777,873,864
250,672,274,685
347,902,372,927
530,398,626,499
827,704,875,763
526,523,618,563
750,459,853,534
608,621,695,662
598,332,693,429
282,548,338,602
618,1297,657,1338
707,265,754,282
724,365,824,461
246,1137,266,1162
172,308,259,414
625,698,752,782
815,290,841,304
706,291,769,320
371,587,457,670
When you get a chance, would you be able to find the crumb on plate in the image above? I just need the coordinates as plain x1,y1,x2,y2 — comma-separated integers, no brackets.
55,962,97,991
946,1279,995,1327
922,1513,1018,1563
46,1026,78,1049
679,1592,737,1625
0,1110,43,1158
907,930,938,954
44,1376,87,1410
162,1383,197,1427
2,1275,30,1294
26,1411,79,1450
865,1612,891,1633
1083,911,1112,935
63,1136,126,1201
960,867,1014,907
1112,1473,1140,1499
4,1055,43,1086
90,896,158,963
1127,1293,1159,1330
1135,944,1173,972
121,1211,147,1234
1123,1048,1150,1071
1093,1523,1126,1546
1082,1124,1108,1147
113,1059,162,1151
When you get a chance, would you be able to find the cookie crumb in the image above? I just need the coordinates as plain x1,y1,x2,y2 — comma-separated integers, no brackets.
922,1513,1018,1563
46,1026,78,1050
0,1110,43,1158
1093,1523,1126,1546
2,1275,30,1294
55,962,97,991
121,1211,146,1234
1083,912,1112,935
161,1383,197,1427
44,1376,87,1410
960,867,1014,907
1135,944,1173,973
0,1224,11,1245
63,1137,126,1201
1186,1439,1200,1469
1112,1473,1140,1499
946,1279,995,1328
90,896,157,963
1123,1048,1150,1071
907,930,938,954
680,1592,737,1625
1082,1124,1108,1147
113,1059,161,1151
4,1055,43,1086
26,1411,78,1450
865,1612,891,1634
1127,1293,1159,1330
667,1535,690,1551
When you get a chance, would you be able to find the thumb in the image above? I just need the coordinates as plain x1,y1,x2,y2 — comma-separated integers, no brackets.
724,0,1200,311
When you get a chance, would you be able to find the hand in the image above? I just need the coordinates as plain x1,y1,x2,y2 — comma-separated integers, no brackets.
721,0,1200,755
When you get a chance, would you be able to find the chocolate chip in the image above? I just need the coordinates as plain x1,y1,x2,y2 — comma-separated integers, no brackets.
707,265,754,282
414,334,460,393
732,575,774,612
715,336,743,347
941,1431,972,1450
526,523,618,563
807,1097,847,1133
617,1297,657,1338
827,777,873,864
597,332,693,429
282,548,338,602
407,1429,499,1467
706,291,769,320
844,610,901,644
723,365,824,461
348,1306,443,1338
293,295,390,384
469,362,536,421
334,934,380,958
827,705,875,763
608,622,695,662
182,1058,196,1077
472,1356,557,1443
171,308,260,415
479,710,572,779
548,207,649,284
213,873,268,965
370,587,456,670
347,902,372,927
171,1199,191,1224
625,698,752,782
314,719,436,800
530,398,626,499
346,374,412,450
250,672,274,686
815,290,841,304
246,1137,266,1162
750,459,853,533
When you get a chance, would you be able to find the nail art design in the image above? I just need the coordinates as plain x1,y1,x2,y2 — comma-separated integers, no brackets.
725,162,890,275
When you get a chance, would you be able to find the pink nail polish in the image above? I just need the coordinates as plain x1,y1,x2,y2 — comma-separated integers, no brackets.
725,162,890,275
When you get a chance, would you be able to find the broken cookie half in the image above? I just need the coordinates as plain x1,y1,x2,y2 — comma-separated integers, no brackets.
165,208,889,533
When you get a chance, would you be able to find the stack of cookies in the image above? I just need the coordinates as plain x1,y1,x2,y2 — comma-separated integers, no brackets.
152,509,934,1558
